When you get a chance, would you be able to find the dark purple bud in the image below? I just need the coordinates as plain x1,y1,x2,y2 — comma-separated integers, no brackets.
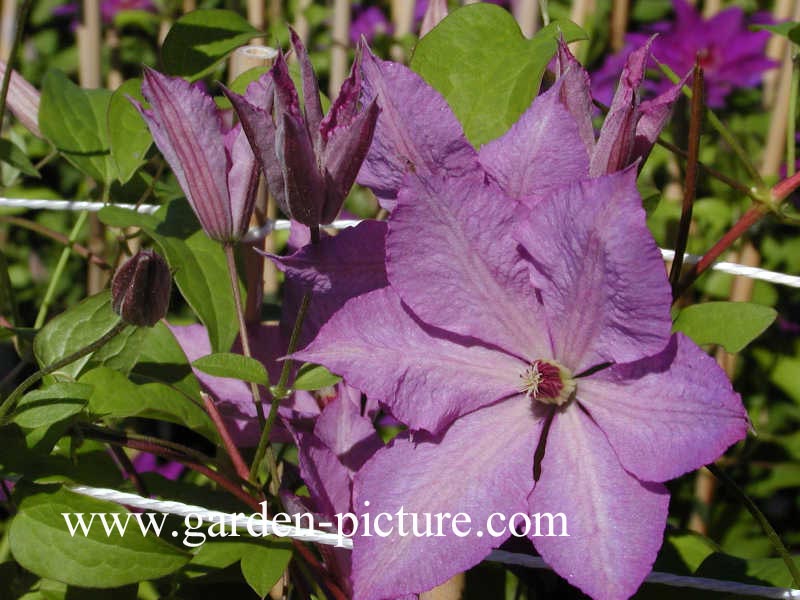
111,250,171,327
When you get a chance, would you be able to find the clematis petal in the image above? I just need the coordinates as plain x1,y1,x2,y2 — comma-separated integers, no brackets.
320,45,365,143
137,68,232,240
478,81,589,201
0,60,42,138
276,108,326,225
554,40,595,157
514,169,673,373
590,41,650,176
224,79,288,215
295,429,353,517
632,78,683,166
577,333,749,482
321,98,380,223
388,171,551,362
314,387,383,471
529,406,670,600
289,28,324,146
293,286,524,434
225,124,260,238
269,219,388,346
356,49,479,210
352,396,540,599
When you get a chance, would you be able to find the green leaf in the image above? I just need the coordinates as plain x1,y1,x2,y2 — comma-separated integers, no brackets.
0,138,39,177
769,356,800,405
131,321,201,399
193,353,269,385
240,543,292,597
79,367,218,443
672,301,776,353
695,552,800,588
33,292,148,379
99,202,238,352
751,22,800,44
107,78,152,183
410,4,585,146
39,70,116,183
748,463,800,497
9,487,189,587
161,9,261,79
292,363,342,391
12,383,92,429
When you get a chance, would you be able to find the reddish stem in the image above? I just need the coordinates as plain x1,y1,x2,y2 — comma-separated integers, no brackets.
107,445,150,498
773,170,800,201
201,391,251,483
292,540,349,600
676,205,767,296
78,425,260,511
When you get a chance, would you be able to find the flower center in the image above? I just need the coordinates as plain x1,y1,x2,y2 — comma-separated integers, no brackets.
519,360,576,406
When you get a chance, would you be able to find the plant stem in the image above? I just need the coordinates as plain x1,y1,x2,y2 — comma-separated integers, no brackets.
657,60,764,187
655,138,759,201
670,62,703,297
787,51,798,178
0,319,128,420
249,290,312,483
108,444,149,497
707,463,800,587
223,243,266,427
201,391,251,482
0,215,110,269
34,210,90,329
78,424,260,511
0,0,33,128
248,223,319,484
676,204,767,297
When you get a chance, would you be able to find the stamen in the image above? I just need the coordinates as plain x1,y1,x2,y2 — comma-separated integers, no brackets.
520,360,576,407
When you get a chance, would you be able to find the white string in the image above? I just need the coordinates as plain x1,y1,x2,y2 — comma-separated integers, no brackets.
65,485,800,599
4,196,800,289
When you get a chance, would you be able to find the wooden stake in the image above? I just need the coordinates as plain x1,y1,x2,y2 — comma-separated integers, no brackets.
390,0,414,63
513,0,539,38
330,0,351,97
0,0,17,61
610,0,629,52
227,45,278,321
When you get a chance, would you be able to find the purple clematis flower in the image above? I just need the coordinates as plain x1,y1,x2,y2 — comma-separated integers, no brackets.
132,68,260,242
225,30,379,228
285,384,384,597
356,40,681,209
592,0,776,108
291,165,749,599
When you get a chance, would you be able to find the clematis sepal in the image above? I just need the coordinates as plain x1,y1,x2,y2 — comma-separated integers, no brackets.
227,33,379,228
133,68,259,242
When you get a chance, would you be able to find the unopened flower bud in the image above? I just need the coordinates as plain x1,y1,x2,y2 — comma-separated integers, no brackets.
111,250,171,326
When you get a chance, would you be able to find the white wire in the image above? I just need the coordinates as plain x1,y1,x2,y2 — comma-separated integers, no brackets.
3,196,800,289
65,485,800,599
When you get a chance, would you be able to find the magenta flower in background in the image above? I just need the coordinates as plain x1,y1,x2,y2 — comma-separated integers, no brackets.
225,30,379,228
350,5,393,44
295,165,749,600
592,0,776,108
132,452,184,481
132,68,260,242
53,0,155,26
